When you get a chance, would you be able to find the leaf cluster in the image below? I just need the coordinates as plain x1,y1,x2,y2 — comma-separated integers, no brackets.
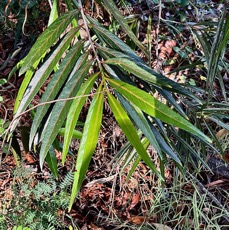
7,0,229,211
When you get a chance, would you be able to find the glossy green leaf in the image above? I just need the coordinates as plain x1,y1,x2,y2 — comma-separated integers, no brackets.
29,40,84,147
69,84,104,210
39,61,92,168
107,92,161,179
62,72,100,164
89,19,143,62
19,10,78,75
14,28,80,122
105,58,200,101
117,93,163,159
46,147,58,179
59,128,83,139
101,0,147,56
107,79,212,143
48,0,59,26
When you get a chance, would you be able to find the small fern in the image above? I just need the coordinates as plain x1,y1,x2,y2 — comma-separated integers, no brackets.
60,171,74,190
4,166,71,229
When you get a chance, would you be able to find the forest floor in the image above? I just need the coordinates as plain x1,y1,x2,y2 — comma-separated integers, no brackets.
0,0,229,229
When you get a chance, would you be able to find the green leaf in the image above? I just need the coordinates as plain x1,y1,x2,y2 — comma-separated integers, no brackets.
48,0,59,26
105,57,200,101
46,147,58,179
89,19,143,62
62,72,100,164
19,10,78,75
39,61,92,168
107,92,161,179
29,40,84,147
59,128,83,139
14,27,79,121
14,58,41,113
101,0,147,56
117,93,163,159
69,84,104,210
107,79,212,143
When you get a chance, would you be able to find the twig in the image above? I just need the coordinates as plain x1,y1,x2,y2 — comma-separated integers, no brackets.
78,0,103,71
155,0,162,68
1,89,109,140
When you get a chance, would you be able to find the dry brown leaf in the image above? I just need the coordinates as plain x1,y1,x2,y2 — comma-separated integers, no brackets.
89,223,105,230
216,128,228,140
205,179,225,188
128,193,140,210
129,216,148,225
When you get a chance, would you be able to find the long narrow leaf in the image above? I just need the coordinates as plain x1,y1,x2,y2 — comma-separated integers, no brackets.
105,58,200,101
29,40,85,147
69,84,104,210
19,10,78,75
62,72,100,164
117,93,163,159
101,0,147,56
107,92,161,179
39,61,92,167
107,78,211,143
14,28,80,121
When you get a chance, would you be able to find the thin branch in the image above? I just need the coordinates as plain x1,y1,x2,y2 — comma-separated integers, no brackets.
78,0,103,71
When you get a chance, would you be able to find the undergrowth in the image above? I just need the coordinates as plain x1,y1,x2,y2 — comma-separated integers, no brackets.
0,167,74,230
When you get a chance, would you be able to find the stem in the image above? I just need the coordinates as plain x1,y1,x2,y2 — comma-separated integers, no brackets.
78,0,102,71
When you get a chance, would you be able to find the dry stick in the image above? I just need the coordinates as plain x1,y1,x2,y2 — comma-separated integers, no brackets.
2,90,108,139
155,0,162,69
188,172,229,223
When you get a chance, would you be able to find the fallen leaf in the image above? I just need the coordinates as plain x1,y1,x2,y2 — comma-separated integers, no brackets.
216,128,228,140
128,193,140,210
129,216,148,225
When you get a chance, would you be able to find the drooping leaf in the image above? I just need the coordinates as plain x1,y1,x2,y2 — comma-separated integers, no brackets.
62,72,99,164
14,27,80,126
46,147,58,179
69,84,104,210
19,10,78,75
48,0,59,26
107,92,161,179
107,78,212,143
101,0,147,56
39,61,92,168
105,58,201,101
29,40,85,147
89,19,143,62
147,118,181,165
116,93,163,159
